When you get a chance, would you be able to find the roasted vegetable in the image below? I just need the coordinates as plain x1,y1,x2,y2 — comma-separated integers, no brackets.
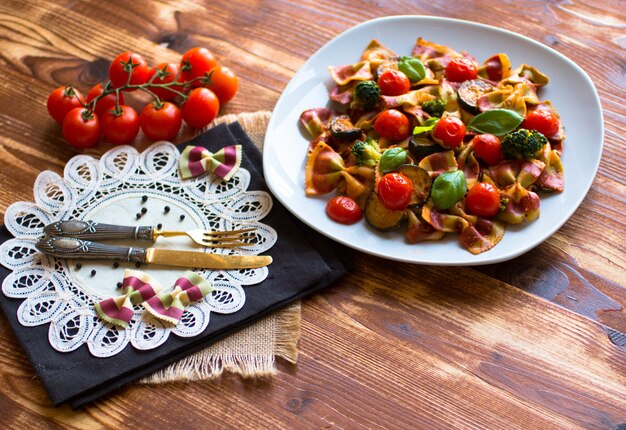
351,138,382,167
330,115,362,141
421,98,445,118
396,164,432,207
501,128,547,159
354,80,381,111
457,79,494,115
364,193,406,230
408,136,442,160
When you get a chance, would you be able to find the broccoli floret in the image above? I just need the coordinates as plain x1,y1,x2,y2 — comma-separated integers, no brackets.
354,80,381,111
501,128,548,159
352,138,381,167
422,99,445,118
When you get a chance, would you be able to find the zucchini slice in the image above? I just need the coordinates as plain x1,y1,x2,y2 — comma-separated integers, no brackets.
457,79,494,115
408,136,443,160
396,164,432,207
329,115,362,141
364,193,406,230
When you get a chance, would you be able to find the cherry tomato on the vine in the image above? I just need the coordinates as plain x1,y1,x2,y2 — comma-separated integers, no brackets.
445,57,478,82
139,102,182,141
465,182,500,217
326,196,362,225
378,172,413,211
47,86,85,124
377,69,411,96
109,52,151,91
374,109,410,141
205,66,238,104
62,108,101,149
180,47,218,87
182,88,220,128
471,134,503,165
86,83,124,118
101,105,139,145
522,108,559,137
147,63,183,101
432,116,466,148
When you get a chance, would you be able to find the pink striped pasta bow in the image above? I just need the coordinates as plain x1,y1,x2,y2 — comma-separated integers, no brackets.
179,145,242,181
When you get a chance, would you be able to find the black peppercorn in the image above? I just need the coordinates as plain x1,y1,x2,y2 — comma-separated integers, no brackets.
157,223,162,230
141,207,147,214
90,269,96,277
75,263,82,270
116,282,123,289
136,213,141,219
164,206,170,214
135,262,141,268
179,214,185,221
113,262,119,268
142,195,148,203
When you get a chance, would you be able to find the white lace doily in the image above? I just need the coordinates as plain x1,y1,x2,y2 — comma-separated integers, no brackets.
0,142,277,357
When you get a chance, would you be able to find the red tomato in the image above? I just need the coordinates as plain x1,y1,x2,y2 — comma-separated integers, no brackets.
432,116,466,148
374,109,410,141
182,88,220,128
62,108,101,149
139,102,182,141
146,63,183,101
445,57,478,82
378,172,413,211
86,83,125,118
326,196,362,225
205,66,238,104
47,86,85,124
101,105,139,145
465,182,500,217
180,47,218,87
471,134,503,165
109,52,151,90
522,109,559,137
377,69,411,96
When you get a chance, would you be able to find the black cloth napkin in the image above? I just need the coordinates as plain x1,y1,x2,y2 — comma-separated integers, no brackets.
0,122,350,407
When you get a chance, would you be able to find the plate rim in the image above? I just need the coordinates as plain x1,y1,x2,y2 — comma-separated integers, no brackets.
263,15,604,266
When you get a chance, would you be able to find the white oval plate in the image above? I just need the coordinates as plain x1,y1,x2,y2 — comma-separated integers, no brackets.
263,16,603,266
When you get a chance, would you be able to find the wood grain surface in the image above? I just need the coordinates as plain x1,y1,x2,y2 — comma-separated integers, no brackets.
0,0,624,428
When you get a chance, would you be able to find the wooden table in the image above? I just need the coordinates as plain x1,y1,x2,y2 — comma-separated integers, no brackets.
0,0,624,428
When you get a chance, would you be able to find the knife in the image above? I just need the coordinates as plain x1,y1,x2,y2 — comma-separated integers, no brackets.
36,237,272,270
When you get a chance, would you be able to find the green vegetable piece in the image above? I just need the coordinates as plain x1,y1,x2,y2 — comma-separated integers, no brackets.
431,170,467,210
352,138,382,167
379,147,407,173
501,128,548,159
422,99,446,118
467,109,524,135
398,56,426,82
354,80,381,111
412,117,439,135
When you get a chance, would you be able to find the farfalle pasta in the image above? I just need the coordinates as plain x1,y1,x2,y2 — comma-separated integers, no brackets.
301,38,565,254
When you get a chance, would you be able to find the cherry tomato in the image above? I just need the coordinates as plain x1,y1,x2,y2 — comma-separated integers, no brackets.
445,57,478,82
139,102,182,141
522,109,559,137
465,182,500,217
147,63,183,101
432,116,466,148
47,86,85,124
205,66,238,104
180,47,218,87
326,196,362,225
101,105,139,145
471,134,503,165
86,83,125,118
182,88,220,128
109,52,151,91
374,109,410,141
378,172,413,211
62,108,101,149
377,69,411,96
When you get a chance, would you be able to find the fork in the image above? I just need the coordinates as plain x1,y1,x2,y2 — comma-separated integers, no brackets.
43,220,256,248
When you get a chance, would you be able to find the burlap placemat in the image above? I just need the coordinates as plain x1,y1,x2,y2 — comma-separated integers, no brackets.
142,111,301,384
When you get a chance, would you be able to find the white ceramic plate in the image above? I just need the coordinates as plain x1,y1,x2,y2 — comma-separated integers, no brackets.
263,16,603,266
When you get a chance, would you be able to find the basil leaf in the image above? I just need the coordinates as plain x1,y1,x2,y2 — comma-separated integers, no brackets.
467,109,524,135
431,170,467,210
379,147,407,173
398,56,426,82
412,117,439,135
